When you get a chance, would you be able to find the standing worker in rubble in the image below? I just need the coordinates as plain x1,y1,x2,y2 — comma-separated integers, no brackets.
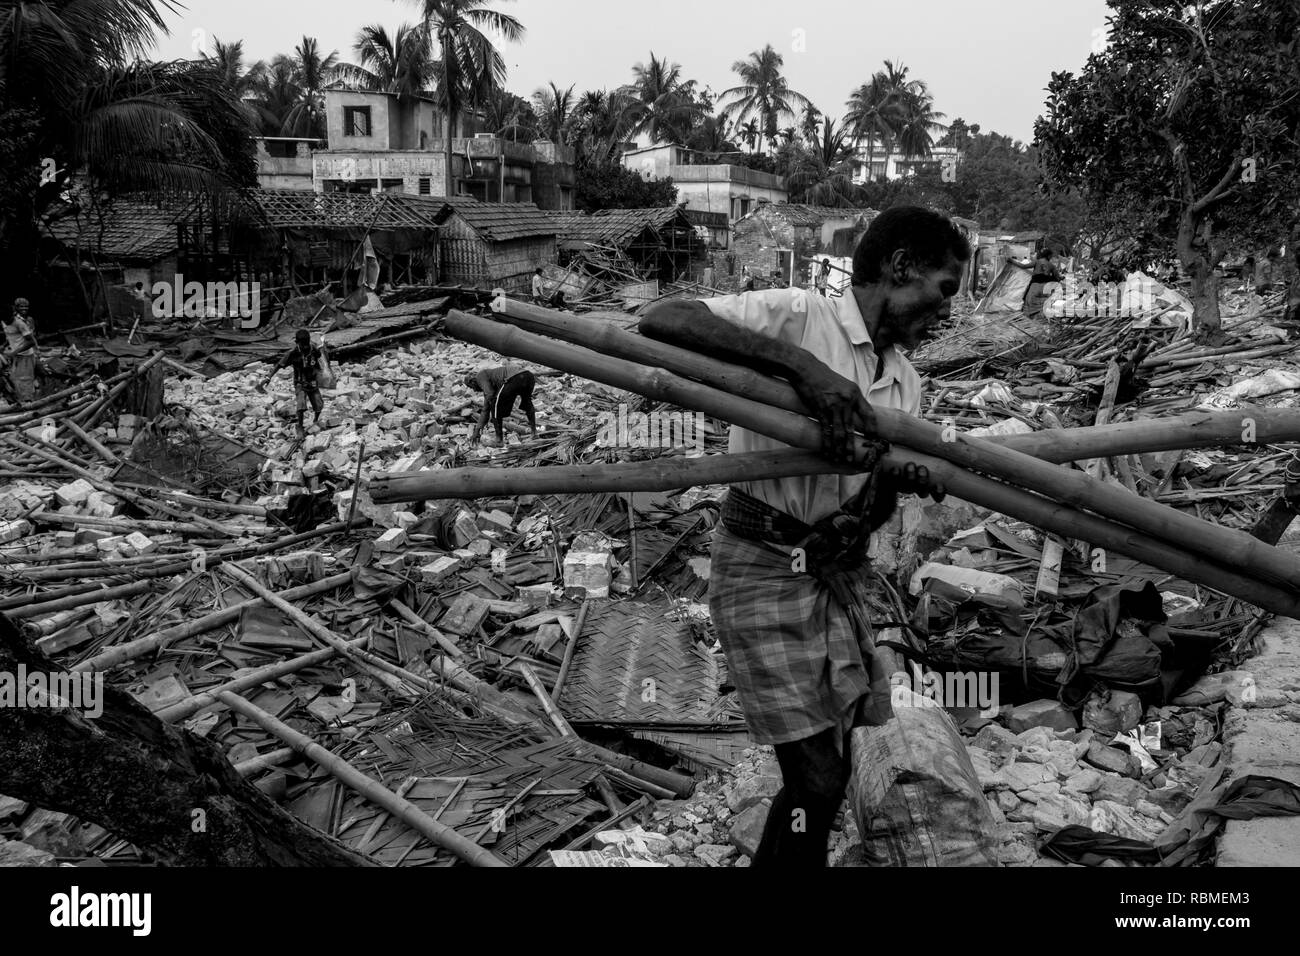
1022,248,1060,319
256,329,326,439
531,268,547,305
638,206,961,868
1,298,39,404
815,258,832,297
466,361,537,447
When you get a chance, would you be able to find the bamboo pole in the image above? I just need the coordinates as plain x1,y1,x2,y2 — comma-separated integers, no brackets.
217,564,449,692
26,509,228,537
388,599,464,658
903,448,1300,618
234,748,296,778
216,690,508,867
4,435,241,537
552,602,591,705
491,300,1300,460
440,309,1300,594
60,418,121,466
7,580,154,619
75,571,356,673
157,635,369,722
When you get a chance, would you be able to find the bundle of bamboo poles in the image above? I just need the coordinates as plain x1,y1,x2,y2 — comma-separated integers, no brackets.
371,299,1300,617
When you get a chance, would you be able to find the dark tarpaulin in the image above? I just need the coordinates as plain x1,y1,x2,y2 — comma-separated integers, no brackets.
1039,772,1300,867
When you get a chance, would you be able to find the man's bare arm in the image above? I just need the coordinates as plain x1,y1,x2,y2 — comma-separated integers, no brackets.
638,299,878,463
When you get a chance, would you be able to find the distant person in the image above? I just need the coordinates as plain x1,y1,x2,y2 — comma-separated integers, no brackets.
1241,256,1256,290
531,268,546,305
466,361,537,447
1,298,38,403
257,329,326,439
1257,250,1279,295
1023,249,1060,319
814,259,831,297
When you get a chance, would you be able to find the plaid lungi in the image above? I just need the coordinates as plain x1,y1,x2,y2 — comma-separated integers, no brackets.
709,522,894,747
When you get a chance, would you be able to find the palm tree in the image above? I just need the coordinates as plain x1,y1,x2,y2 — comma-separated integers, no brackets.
845,76,897,181
0,0,258,314
799,103,822,145
787,119,861,206
532,82,575,143
719,44,810,153
410,0,525,197
481,86,537,141
624,52,703,146
895,83,947,160
205,38,266,100
250,56,302,136
280,36,339,139
846,60,946,179
332,23,436,98
686,114,736,155
738,119,761,154
570,88,637,165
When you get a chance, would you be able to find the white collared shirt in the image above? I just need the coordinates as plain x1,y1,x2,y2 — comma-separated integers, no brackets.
702,287,922,525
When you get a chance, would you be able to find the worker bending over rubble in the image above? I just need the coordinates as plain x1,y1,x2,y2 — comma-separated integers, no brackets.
466,361,537,447
257,329,327,439
639,206,965,868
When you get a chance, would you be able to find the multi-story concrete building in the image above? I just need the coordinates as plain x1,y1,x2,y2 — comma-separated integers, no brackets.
254,137,321,190
621,143,788,228
850,144,963,184
310,90,576,210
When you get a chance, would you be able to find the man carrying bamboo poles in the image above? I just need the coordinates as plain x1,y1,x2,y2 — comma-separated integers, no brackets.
257,329,330,439
465,360,537,448
639,206,967,868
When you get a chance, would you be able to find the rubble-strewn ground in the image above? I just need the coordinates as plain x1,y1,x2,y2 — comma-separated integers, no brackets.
4,280,1300,867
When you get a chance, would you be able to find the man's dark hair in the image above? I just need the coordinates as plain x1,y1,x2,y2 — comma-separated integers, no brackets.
295,330,311,345
1038,248,1054,260
535,267,543,275
851,206,970,284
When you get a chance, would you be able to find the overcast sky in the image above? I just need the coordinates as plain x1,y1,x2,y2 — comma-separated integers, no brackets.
151,0,1113,143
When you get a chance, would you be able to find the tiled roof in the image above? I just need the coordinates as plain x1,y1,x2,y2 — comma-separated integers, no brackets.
41,200,183,262
435,202,558,242
551,207,691,247
753,203,877,227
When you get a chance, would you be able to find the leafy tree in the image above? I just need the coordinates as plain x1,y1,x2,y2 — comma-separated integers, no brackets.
1036,0,1300,332
576,161,677,212
719,44,810,154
